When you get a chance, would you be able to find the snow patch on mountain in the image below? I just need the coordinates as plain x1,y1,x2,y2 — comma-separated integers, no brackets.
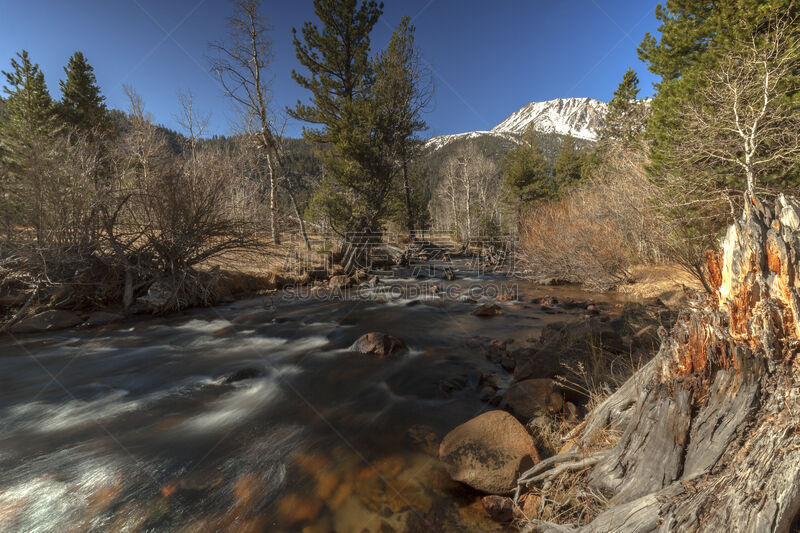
425,97,607,151
491,97,606,140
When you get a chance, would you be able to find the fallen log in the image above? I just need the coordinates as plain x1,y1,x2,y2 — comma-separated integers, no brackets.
521,193,800,532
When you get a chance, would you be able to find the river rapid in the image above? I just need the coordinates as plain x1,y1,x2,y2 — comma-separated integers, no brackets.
0,264,614,532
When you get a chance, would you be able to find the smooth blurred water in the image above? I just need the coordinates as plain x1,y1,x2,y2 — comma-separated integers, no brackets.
0,267,607,532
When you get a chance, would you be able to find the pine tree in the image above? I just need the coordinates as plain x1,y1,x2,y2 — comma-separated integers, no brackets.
373,15,431,237
599,68,645,145
501,126,552,206
639,1,799,184
289,0,382,140
553,136,584,192
0,50,62,237
59,51,108,132
290,0,392,233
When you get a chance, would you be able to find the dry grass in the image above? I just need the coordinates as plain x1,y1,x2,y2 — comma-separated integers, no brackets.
617,263,703,304
515,340,649,527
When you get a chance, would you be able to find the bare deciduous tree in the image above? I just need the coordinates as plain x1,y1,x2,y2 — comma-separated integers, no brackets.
210,0,283,245
677,13,800,195
175,89,211,160
432,144,504,241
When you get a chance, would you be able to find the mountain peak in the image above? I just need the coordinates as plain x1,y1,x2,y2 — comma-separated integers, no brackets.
490,97,607,141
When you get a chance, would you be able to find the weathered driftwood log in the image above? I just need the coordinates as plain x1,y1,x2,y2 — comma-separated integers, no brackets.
523,194,800,532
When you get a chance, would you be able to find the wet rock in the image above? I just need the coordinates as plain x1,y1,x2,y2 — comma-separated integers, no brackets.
514,318,627,383
459,295,477,304
479,372,503,390
405,299,421,307
11,309,83,333
535,296,560,306
500,378,564,421
328,274,352,290
85,311,124,327
352,269,370,283
408,424,438,455
439,375,468,395
473,303,503,317
439,410,539,494
500,356,516,372
221,367,264,384
350,332,406,357
497,289,517,302
478,385,497,403
535,277,569,286
481,495,515,522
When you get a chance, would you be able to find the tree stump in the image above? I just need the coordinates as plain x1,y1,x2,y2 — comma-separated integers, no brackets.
523,194,800,532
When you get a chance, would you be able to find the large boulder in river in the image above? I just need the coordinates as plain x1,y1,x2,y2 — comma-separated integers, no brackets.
11,309,83,333
350,332,406,357
500,378,564,422
439,410,539,494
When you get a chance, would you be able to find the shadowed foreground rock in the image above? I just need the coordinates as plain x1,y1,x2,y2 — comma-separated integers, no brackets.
523,194,800,532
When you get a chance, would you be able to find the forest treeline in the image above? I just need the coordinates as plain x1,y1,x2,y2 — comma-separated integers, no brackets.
2,0,800,317
0,0,438,315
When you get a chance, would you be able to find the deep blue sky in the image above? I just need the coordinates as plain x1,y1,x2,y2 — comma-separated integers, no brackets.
0,0,661,139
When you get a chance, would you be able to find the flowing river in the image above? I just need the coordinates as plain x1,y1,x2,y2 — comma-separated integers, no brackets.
0,263,609,532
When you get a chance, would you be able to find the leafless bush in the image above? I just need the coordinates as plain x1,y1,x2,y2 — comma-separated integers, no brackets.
1,88,272,317
521,142,727,291
520,179,638,291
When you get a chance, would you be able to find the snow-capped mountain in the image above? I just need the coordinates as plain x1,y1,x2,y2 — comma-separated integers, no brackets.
492,97,606,140
425,97,607,151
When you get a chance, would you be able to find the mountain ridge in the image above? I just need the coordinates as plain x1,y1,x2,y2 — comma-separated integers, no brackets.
425,97,607,151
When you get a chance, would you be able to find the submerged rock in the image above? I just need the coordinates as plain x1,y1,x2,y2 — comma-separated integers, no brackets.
11,309,83,333
439,410,539,494
473,303,502,317
350,332,406,357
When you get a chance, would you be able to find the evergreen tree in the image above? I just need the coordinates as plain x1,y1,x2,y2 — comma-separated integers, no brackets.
373,16,431,237
290,0,392,234
0,50,61,237
553,136,584,192
638,1,799,185
600,68,646,145
501,126,552,206
59,51,108,132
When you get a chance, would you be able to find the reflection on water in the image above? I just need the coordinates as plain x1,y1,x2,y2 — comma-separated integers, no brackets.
0,267,612,532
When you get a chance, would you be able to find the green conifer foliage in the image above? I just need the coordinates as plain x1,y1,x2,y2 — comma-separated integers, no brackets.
59,51,108,131
0,51,62,234
501,126,552,206
553,136,584,192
